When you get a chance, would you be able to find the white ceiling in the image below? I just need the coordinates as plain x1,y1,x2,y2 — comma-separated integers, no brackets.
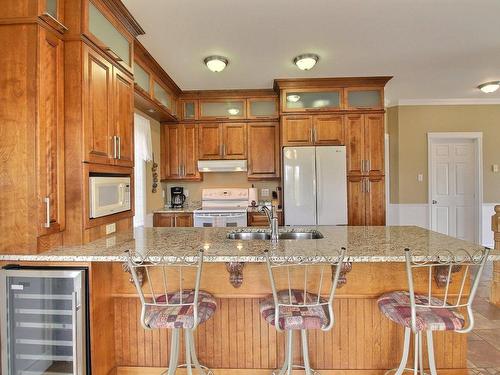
123,0,500,105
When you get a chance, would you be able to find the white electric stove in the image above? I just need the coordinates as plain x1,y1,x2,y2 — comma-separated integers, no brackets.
193,188,249,227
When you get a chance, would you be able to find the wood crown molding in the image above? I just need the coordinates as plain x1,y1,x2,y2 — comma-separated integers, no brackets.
134,39,182,95
273,76,393,91
181,88,277,100
100,0,145,37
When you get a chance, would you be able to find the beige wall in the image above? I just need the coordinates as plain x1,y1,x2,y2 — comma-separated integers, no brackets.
387,105,500,204
135,110,164,214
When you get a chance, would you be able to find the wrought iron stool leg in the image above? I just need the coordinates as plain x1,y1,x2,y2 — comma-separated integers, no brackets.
301,330,313,375
389,327,411,375
418,332,424,375
184,329,193,375
426,331,437,375
286,330,294,375
166,328,180,375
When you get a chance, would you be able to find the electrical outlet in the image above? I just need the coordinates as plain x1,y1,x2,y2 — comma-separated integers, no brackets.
106,223,116,235
184,189,189,197
493,164,499,173
261,188,270,197
417,174,423,182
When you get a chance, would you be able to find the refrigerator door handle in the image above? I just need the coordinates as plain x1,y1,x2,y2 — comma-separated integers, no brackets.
72,291,78,374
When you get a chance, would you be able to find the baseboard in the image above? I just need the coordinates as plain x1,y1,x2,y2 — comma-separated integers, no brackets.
115,367,468,375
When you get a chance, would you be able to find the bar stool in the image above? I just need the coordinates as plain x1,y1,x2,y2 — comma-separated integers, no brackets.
127,249,216,375
260,248,346,375
377,247,490,375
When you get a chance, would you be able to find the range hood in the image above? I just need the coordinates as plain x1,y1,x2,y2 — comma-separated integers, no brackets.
197,160,247,172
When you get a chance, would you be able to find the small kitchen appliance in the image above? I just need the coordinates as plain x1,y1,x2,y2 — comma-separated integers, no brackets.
170,187,186,208
193,188,249,227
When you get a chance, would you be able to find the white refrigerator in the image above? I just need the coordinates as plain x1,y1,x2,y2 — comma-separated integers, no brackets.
283,146,347,225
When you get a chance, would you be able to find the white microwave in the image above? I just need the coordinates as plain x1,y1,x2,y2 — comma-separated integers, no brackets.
89,176,131,219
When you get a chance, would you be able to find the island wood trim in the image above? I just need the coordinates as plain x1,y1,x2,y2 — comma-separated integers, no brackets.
492,205,500,306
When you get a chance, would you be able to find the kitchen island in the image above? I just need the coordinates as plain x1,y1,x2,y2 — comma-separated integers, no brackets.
1,226,498,375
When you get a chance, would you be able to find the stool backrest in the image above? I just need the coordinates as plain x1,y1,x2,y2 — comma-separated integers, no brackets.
127,250,205,330
264,247,346,332
404,247,490,333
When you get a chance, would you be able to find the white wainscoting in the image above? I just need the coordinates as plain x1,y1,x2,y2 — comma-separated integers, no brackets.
388,203,497,247
144,213,154,228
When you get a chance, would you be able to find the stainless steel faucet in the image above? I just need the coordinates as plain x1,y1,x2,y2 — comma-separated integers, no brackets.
260,204,279,241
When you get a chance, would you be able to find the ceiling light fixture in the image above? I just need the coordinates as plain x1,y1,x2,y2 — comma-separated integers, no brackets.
204,55,228,73
478,81,500,93
227,108,240,115
293,54,319,71
287,94,301,103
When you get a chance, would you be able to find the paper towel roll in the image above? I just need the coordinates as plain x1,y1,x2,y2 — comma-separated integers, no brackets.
248,188,258,206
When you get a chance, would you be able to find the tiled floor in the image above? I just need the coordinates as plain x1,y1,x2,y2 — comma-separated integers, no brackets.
467,261,500,374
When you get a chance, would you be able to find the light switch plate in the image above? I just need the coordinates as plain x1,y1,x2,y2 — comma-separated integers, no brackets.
417,174,423,182
261,188,270,197
184,189,189,197
106,223,116,235
493,164,499,173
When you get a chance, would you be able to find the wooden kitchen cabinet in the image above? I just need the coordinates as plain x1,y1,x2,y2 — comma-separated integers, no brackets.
113,67,134,167
38,27,66,237
247,122,280,179
198,123,247,160
0,23,65,253
153,213,193,227
83,45,134,167
282,115,313,146
313,114,345,145
180,99,198,120
348,175,385,226
346,113,384,175
247,97,278,119
282,114,345,146
161,123,201,181
248,211,283,226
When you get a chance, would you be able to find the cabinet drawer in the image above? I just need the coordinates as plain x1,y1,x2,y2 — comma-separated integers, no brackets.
248,212,283,226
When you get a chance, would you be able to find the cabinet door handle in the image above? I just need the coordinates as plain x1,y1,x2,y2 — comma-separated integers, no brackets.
44,197,51,228
117,136,121,160
313,128,317,143
367,159,371,173
222,144,226,157
112,136,117,159
366,179,371,193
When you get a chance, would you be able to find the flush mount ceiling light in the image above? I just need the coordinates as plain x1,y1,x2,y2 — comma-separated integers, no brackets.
287,94,301,103
478,81,500,93
227,108,240,115
293,54,319,71
204,55,228,73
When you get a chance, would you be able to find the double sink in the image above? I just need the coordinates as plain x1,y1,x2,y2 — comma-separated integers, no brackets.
227,230,324,241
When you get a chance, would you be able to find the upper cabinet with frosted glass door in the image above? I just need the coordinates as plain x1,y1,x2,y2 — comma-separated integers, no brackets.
344,87,384,110
83,0,134,73
247,97,279,119
199,99,247,120
281,88,342,113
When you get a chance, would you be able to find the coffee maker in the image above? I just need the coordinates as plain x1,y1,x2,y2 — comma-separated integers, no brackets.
170,187,186,208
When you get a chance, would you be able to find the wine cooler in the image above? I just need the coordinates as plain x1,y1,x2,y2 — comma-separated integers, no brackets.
0,267,88,375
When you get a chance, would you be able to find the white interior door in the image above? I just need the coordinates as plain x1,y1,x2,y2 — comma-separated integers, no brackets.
430,140,476,241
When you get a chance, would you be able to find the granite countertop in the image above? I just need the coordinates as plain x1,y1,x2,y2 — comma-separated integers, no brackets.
0,226,497,263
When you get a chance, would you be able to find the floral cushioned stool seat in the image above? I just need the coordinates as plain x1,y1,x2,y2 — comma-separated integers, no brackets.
377,291,465,331
260,289,330,330
144,290,216,329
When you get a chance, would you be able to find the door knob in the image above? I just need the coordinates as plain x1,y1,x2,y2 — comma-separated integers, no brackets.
432,200,438,204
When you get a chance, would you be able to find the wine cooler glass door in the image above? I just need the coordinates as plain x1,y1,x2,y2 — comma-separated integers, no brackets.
0,269,86,375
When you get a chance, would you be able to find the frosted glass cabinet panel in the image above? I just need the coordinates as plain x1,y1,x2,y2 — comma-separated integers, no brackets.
248,98,278,118
200,100,246,119
134,63,150,93
0,269,86,375
284,90,341,111
346,89,383,109
46,0,58,18
153,81,172,109
88,2,131,66
182,101,197,120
